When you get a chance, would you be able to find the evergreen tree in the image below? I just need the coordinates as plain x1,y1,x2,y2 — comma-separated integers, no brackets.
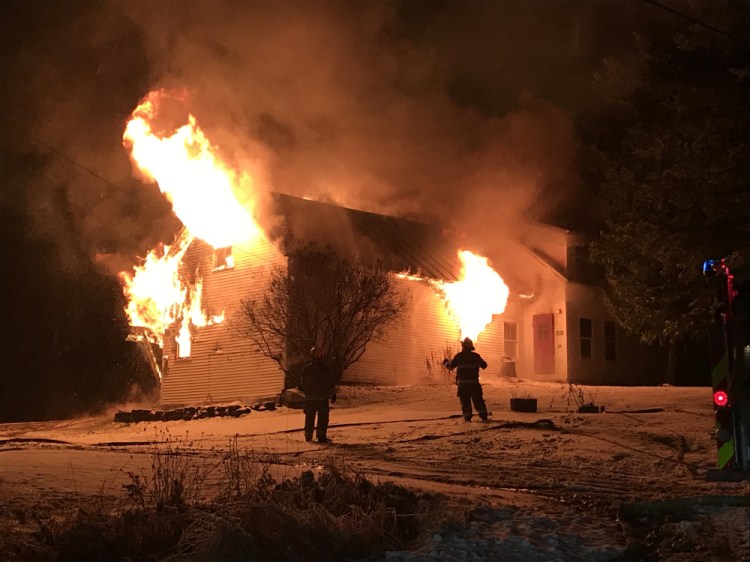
586,18,749,383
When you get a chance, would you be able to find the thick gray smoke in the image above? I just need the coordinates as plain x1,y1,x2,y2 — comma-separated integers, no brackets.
6,0,659,272
122,0,586,258
2,1,180,273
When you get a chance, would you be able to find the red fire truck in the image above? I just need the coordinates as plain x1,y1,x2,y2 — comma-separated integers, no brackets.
702,259,749,473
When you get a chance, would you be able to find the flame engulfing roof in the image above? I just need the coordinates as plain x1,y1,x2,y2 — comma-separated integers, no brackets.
270,192,461,281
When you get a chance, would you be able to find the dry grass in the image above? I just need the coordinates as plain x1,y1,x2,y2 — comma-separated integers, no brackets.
1,440,462,562
424,343,457,384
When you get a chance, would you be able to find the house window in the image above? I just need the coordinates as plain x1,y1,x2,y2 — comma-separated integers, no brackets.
580,318,592,359
175,323,192,359
213,247,234,271
604,321,616,361
504,321,518,358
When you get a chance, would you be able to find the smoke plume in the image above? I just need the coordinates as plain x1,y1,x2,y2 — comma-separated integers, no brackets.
122,0,584,258
4,0,658,270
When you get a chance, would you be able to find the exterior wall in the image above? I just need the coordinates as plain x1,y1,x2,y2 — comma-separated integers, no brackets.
345,281,458,385
519,224,571,275
164,219,683,398
497,296,525,377
565,282,667,385
345,279,516,385
515,266,568,382
475,312,506,381
161,236,287,406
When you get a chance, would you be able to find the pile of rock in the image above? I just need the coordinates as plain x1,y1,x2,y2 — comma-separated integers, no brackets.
113,401,277,423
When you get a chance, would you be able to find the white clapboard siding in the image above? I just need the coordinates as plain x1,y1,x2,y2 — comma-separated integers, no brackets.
161,236,287,406
474,316,504,380
345,280,512,385
518,268,567,379
499,296,524,374
162,236,525,399
346,280,458,385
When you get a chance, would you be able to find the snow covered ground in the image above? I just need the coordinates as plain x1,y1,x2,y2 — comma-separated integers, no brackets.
1,378,748,561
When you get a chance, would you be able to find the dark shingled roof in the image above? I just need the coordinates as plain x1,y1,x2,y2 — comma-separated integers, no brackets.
271,192,461,281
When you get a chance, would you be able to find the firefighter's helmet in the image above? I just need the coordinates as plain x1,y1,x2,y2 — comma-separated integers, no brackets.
462,337,475,351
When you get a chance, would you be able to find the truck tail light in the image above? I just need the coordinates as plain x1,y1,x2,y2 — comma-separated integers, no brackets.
713,390,730,408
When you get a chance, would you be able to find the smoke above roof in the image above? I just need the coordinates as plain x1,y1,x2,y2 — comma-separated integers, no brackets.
122,0,583,256
6,0,664,272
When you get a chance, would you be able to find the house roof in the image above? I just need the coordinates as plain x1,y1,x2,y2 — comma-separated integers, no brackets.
270,192,461,281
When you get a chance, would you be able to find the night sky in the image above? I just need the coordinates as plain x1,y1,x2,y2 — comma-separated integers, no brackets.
1,0,746,421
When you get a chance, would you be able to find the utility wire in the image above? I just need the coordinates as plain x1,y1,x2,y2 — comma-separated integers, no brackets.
640,0,742,42
17,126,131,194
17,126,282,266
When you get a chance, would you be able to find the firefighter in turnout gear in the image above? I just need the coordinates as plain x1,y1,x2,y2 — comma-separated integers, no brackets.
299,346,337,443
444,337,489,422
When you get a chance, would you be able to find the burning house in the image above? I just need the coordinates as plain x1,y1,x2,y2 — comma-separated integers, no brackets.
118,91,666,407
125,191,514,405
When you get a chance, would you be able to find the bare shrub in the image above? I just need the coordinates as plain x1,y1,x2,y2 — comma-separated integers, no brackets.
425,343,457,384
233,245,409,382
218,435,277,500
562,383,600,411
124,431,220,513
11,443,460,561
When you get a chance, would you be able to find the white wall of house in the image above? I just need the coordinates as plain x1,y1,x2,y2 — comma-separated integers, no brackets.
565,283,667,385
346,280,459,385
517,269,568,382
345,280,515,385
161,236,287,406
474,314,505,381
162,218,675,404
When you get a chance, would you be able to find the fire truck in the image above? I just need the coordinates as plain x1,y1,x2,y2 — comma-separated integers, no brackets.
702,259,750,473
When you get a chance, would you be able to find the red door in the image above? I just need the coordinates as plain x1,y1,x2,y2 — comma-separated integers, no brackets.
533,313,555,374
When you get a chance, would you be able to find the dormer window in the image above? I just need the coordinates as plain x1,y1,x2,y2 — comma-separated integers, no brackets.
213,247,234,271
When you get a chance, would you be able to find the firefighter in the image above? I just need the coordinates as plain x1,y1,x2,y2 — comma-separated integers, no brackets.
299,346,337,443
444,337,490,422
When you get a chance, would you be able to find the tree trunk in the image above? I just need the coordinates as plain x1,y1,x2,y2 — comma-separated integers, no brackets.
665,339,684,385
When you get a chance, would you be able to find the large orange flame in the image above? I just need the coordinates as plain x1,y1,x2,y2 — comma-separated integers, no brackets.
123,90,262,248
119,90,508,367
118,238,190,346
398,250,509,342
119,90,263,358
434,250,509,341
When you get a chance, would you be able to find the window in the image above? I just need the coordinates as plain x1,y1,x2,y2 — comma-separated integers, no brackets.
604,321,616,361
504,321,518,358
580,318,592,359
175,323,192,359
213,247,234,271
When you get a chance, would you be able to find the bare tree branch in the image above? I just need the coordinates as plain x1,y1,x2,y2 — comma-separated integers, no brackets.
232,246,408,383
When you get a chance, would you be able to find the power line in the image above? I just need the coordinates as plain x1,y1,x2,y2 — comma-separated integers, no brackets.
234,241,283,266
19,127,284,267
640,0,742,42
16,126,131,194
